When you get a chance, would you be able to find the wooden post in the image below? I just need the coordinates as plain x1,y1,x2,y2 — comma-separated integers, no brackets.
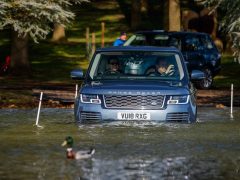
101,22,105,48
75,84,78,99
230,84,234,118
91,32,96,58
86,27,90,58
35,92,44,128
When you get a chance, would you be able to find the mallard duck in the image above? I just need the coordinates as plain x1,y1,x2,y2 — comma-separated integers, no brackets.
61,136,95,160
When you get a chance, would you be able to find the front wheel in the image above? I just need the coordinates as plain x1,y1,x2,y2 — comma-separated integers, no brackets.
198,68,213,89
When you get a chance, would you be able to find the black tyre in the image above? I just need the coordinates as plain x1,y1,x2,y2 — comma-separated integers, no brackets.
198,68,213,89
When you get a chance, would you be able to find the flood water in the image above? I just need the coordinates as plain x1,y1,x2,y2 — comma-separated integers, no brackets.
0,107,239,180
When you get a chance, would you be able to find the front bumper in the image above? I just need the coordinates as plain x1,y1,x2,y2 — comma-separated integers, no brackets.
75,102,196,123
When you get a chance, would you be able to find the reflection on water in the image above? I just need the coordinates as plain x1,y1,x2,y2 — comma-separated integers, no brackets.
0,107,239,179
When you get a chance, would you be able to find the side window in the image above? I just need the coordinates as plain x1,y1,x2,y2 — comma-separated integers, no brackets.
201,35,214,49
168,37,181,50
154,35,169,46
183,35,201,51
131,35,147,45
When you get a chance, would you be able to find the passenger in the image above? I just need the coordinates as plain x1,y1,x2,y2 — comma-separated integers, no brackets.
113,32,127,46
146,57,175,76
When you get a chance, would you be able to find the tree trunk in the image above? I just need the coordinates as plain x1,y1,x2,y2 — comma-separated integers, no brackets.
10,30,30,75
141,0,148,13
182,10,199,31
51,23,66,42
131,0,141,30
163,1,169,30
168,0,181,31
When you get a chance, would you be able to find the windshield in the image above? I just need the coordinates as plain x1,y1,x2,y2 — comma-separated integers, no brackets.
89,51,184,81
124,34,181,49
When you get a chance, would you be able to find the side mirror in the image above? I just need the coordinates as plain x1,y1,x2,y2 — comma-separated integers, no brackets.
71,69,84,80
190,70,205,80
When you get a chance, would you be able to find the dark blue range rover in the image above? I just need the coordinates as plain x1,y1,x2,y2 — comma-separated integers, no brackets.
71,46,204,123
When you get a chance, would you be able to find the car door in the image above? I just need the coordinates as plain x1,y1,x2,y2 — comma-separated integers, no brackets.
199,34,221,73
181,35,205,72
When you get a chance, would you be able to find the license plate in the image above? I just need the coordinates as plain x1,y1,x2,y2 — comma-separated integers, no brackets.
117,112,150,120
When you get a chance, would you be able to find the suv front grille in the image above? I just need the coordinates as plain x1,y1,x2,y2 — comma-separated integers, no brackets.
104,95,165,109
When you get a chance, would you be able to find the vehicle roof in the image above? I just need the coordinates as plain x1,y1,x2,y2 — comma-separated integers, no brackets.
96,46,180,53
135,30,208,36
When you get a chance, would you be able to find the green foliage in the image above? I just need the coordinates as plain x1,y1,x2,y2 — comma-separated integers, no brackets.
200,0,240,32
198,0,240,60
0,0,89,42
214,55,240,88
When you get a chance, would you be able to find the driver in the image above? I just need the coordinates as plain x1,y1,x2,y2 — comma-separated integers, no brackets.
106,58,122,74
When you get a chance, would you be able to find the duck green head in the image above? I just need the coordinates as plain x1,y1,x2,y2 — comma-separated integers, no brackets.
62,136,74,148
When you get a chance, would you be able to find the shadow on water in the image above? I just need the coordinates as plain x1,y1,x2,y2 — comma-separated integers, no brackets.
0,107,239,179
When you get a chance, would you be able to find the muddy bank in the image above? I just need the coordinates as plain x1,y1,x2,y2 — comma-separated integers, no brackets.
197,89,240,107
1,84,239,108
32,87,240,107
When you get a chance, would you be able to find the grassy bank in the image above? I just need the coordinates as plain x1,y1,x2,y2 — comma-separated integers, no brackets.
214,55,240,88
0,1,129,84
0,0,240,107
0,53,239,108
0,1,129,107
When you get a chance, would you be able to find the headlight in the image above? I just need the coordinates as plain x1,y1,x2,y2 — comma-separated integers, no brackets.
80,94,101,104
167,95,189,104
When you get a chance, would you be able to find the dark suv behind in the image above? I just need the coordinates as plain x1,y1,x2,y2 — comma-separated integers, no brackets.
124,31,221,89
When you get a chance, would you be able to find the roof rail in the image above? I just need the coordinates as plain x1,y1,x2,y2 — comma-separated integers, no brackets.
152,30,165,32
